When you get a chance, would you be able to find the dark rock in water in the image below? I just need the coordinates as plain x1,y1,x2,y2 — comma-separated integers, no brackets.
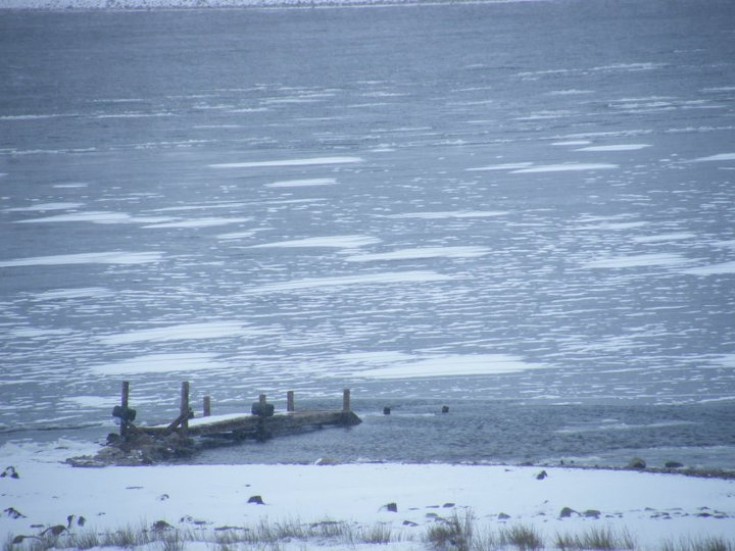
536,470,548,480
665,461,684,469
248,495,265,505
560,507,577,518
583,509,601,519
384,502,398,513
383,407,391,415
441,406,449,414
626,457,647,470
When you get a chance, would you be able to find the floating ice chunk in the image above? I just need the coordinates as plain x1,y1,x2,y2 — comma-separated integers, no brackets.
466,162,533,172
266,178,338,188
250,271,452,293
0,251,162,267
98,321,257,345
512,163,618,173
385,210,508,220
6,202,83,212
144,217,250,229
690,153,735,162
250,235,380,249
33,287,112,300
577,221,648,231
209,156,363,169
345,246,490,262
583,253,689,269
15,211,175,225
632,232,696,243
353,354,543,380
575,144,652,152
551,140,591,146
682,261,735,276
90,353,226,375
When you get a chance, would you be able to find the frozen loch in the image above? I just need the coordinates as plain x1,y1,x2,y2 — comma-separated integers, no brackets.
0,0,734,471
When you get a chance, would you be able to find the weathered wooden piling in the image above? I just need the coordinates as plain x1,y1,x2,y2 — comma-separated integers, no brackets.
180,381,190,434
203,396,211,417
287,390,295,413
120,381,130,438
343,388,351,412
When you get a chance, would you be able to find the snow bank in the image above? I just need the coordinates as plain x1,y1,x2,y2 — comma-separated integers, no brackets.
1,441,734,549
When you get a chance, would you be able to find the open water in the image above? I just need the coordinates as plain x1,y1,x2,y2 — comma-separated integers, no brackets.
1,0,734,469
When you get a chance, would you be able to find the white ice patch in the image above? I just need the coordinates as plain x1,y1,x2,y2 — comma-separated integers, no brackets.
385,210,508,220
249,235,380,249
216,229,266,240
209,156,363,169
551,140,591,146
143,217,250,229
690,153,735,162
5,202,83,212
352,354,543,380
8,327,74,338
466,162,533,172
15,211,175,225
249,271,452,293
682,260,735,276
345,246,490,262
512,163,618,173
0,251,162,267
61,396,114,408
89,352,227,376
266,178,338,188
575,144,652,152
583,253,690,269
632,232,696,243
577,221,649,231
98,321,259,345
709,354,735,368
32,287,112,300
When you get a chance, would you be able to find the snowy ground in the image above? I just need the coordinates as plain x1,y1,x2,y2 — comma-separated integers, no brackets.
1,440,734,550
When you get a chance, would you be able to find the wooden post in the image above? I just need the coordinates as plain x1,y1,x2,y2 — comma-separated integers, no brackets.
287,391,295,413
203,395,211,417
342,388,351,412
120,381,130,438
259,393,267,409
180,381,190,434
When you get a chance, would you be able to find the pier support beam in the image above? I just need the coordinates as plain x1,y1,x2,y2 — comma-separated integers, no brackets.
343,388,351,412
287,391,295,413
180,381,190,434
203,395,211,417
120,381,130,438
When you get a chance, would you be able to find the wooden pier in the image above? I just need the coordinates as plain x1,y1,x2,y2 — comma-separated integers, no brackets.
70,382,362,467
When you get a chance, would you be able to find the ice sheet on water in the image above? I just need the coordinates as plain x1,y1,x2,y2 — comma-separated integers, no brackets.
143,216,250,229
248,271,453,293
5,202,84,212
582,253,690,269
89,352,227,375
511,163,619,173
209,156,363,169
384,210,508,219
350,353,543,380
249,235,380,249
97,321,264,345
466,162,533,172
266,178,338,188
575,144,652,152
31,287,112,300
632,232,696,243
15,211,175,225
345,246,490,262
682,261,735,276
690,152,735,162
0,251,162,267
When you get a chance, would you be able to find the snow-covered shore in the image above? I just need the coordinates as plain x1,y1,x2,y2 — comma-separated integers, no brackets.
1,440,734,550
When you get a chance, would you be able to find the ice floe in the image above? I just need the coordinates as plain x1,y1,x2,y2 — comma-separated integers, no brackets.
352,353,543,379
511,163,619,173
583,253,690,269
249,235,380,249
89,352,227,375
209,156,363,169
266,178,338,188
345,246,490,262
97,321,259,345
249,271,453,293
0,251,162,267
